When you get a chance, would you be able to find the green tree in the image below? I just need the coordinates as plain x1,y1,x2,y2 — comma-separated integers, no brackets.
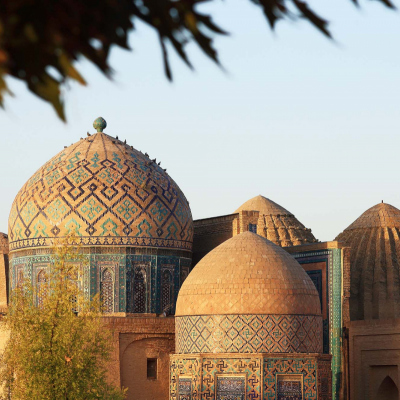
0,236,126,400
0,0,395,120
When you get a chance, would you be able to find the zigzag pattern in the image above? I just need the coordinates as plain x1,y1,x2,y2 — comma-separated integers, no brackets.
176,315,322,354
9,132,193,252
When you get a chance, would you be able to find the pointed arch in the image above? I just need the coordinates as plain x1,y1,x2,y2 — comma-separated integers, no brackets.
37,269,48,307
161,269,173,314
100,268,114,313
17,268,24,288
377,376,399,400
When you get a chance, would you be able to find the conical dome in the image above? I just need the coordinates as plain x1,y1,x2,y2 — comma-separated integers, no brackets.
335,202,400,320
235,195,317,246
8,124,193,252
175,232,322,354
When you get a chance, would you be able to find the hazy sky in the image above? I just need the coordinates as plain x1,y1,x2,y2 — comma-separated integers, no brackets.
1,0,400,242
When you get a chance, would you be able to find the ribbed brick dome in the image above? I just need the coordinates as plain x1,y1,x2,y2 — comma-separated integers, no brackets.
235,195,317,246
176,231,321,317
336,202,400,320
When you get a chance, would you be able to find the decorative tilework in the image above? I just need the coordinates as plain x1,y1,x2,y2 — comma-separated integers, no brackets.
276,376,302,400
292,249,342,400
170,357,202,400
170,355,331,400
216,375,246,400
202,358,261,400
317,358,332,400
176,315,323,354
178,377,192,400
9,132,193,252
11,251,192,314
264,358,317,400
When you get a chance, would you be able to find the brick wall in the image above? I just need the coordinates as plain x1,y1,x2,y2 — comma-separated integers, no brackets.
347,318,400,400
0,253,8,310
192,214,237,266
104,315,175,400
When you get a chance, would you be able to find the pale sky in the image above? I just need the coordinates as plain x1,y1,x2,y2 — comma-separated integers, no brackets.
1,0,400,242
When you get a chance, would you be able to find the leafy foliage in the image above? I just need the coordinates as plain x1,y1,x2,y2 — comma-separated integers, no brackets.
0,0,395,119
0,236,126,400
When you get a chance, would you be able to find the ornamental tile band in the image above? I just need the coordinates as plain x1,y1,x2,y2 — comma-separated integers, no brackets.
175,315,323,354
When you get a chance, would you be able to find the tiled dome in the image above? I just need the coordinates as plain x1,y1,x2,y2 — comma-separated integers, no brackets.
335,202,400,320
235,195,317,246
176,231,320,316
175,232,322,354
8,122,193,252
0,233,8,254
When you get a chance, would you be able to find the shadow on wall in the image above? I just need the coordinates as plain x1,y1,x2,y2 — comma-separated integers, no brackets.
377,376,399,400
120,336,174,400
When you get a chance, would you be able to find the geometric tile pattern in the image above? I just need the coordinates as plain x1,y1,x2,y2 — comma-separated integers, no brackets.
170,354,331,400
264,358,317,400
8,131,193,252
11,251,191,314
178,377,192,400
170,356,202,400
292,248,341,400
277,379,302,400
216,375,246,400
201,357,262,400
176,314,323,354
317,358,332,400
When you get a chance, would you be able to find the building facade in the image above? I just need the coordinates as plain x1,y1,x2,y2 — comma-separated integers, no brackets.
0,119,398,399
336,202,400,400
170,232,332,400
7,117,193,400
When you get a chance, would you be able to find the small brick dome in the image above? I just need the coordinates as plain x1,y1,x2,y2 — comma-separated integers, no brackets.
235,195,317,246
176,231,321,317
235,195,291,215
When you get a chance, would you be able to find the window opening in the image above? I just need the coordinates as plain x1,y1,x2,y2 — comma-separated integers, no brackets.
133,266,147,313
249,223,257,233
147,358,157,379
37,269,48,307
100,268,114,313
161,269,173,315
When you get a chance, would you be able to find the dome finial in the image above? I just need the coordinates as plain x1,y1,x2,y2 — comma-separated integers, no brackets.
93,117,107,132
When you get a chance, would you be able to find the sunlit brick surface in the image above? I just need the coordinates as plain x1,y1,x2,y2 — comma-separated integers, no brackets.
336,202,400,320
176,232,321,317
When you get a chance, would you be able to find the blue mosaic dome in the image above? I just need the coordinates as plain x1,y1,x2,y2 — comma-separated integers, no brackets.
8,123,193,252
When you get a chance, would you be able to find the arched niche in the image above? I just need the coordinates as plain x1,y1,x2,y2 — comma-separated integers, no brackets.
120,336,174,400
377,376,399,400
